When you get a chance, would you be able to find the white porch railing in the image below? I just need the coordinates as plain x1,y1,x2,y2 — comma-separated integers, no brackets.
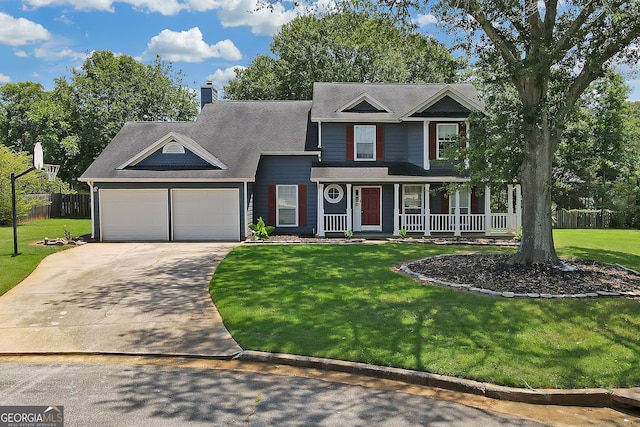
324,212,514,234
490,213,508,232
324,214,348,232
430,213,509,233
401,213,424,232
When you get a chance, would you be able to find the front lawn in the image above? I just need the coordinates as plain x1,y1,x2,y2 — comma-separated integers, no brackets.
210,233,640,389
0,218,92,296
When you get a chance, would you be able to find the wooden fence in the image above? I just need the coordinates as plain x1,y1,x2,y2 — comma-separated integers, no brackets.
553,209,613,229
20,193,91,223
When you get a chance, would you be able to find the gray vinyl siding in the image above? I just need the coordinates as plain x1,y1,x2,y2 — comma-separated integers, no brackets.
382,184,395,233
320,123,346,162
383,124,407,162
407,122,424,168
92,181,246,241
254,155,318,234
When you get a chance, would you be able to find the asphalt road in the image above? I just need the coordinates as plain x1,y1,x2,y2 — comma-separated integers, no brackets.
0,362,546,427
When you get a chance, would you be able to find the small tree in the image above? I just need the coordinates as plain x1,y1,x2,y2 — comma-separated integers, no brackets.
0,146,49,225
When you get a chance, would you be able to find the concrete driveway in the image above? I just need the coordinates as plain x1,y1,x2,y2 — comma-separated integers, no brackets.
0,242,242,357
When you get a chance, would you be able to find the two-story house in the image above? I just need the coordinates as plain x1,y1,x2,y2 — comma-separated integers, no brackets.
79,82,521,241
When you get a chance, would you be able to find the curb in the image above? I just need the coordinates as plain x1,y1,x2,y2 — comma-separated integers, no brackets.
236,350,640,411
3,350,638,412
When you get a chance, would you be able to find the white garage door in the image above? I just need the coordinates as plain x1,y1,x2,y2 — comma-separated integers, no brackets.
171,189,240,241
100,189,169,241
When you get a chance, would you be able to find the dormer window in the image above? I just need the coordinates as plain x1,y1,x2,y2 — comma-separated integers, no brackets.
162,141,185,154
354,125,376,161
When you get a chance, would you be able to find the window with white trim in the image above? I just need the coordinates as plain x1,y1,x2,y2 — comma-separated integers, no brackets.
324,184,344,204
354,125,376,161
450,189,470,215
436,123,459,160
277,185,298,226
403,185,423,214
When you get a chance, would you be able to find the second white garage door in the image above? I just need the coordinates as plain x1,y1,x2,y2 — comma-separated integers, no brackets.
171,189,240,241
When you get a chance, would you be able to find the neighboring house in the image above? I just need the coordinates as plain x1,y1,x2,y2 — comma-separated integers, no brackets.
79,82,522,241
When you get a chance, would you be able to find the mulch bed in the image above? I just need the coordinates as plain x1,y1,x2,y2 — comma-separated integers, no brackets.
407,254,640,295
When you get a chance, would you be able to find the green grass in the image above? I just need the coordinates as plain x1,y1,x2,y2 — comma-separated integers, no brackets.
554,229,640,271
0,218,92,296
210,232,640,389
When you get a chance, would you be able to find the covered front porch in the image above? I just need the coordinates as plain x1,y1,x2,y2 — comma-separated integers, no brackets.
315,181,522,237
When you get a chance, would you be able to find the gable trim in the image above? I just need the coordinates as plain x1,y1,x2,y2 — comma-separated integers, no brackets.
403,86,484,119
116,132,228,170
336,93,392,114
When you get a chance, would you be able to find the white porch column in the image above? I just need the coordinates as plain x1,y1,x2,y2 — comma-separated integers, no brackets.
317,183,325,237
393,184,400,236
454,189,461,236
507,184,515,232
424,184,431,236
424,121,431,170
515,184,522,230
89,182,95,239
346,184,353,232
484,185,492,236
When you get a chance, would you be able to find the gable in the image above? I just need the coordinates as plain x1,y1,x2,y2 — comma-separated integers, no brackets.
337,94,391,114
127,146,218,170
116,132,227,171
344,100,387,113
410,95,471,118
404,86,484,119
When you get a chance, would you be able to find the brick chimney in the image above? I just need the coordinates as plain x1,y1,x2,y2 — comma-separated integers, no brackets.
200,81,218,109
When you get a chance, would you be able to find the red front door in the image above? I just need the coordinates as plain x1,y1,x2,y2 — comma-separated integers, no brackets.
361,187,381,226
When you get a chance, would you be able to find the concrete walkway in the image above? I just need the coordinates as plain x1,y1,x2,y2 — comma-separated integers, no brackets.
0,242,241,357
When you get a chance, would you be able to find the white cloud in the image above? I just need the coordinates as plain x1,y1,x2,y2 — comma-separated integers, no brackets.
208,65,243,87
414,13,438,27
0,12,51,46
23,0,316,34
35,47,87,61
23,0,186,14
146,27,242,62
23,0,116,12
0,73,11,83
213,0,301,36
14,49,29,57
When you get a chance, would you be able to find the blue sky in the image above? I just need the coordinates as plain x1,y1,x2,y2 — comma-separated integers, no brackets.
1,0,639,101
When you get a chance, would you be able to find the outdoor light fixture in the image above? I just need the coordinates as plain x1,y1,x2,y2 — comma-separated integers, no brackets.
11,142,59,255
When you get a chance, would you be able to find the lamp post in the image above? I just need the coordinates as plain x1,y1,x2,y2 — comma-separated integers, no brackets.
11,142,45,256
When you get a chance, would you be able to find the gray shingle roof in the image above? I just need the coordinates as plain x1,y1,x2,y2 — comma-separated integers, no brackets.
310,82,483,122
80,100,314,181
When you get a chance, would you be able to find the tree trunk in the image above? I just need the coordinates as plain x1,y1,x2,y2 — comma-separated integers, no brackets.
508,119,561,266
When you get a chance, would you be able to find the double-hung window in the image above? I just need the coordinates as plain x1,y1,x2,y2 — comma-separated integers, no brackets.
354,125,376,161
450,189,470,215
436,123,459,160
403,185,423,214
277,185,298,226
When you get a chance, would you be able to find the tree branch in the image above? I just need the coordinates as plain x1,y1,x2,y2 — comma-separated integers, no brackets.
553,2,600,59
464,0,520,67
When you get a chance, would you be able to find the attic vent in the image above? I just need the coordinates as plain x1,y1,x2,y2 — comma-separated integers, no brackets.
162,141,185,154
